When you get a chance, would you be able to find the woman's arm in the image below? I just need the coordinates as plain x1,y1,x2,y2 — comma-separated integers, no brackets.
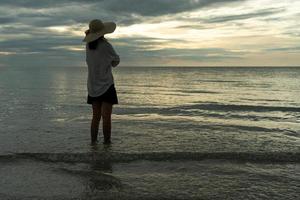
106,41,120,67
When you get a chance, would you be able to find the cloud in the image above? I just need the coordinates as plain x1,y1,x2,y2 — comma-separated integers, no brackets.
0,0,81,8
0,17,15,24
0,35,81,51
0,0,300,67
0,0,247,28
204,8,285,23
100,0,246,16
1,0,245,14
266,46,300,52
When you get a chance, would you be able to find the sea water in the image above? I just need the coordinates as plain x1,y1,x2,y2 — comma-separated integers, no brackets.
0,66,299,199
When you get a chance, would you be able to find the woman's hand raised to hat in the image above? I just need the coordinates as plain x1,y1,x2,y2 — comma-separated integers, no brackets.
111,60,120,67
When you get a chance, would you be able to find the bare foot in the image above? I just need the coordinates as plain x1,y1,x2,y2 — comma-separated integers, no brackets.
103,140,111,145
90,140,99,146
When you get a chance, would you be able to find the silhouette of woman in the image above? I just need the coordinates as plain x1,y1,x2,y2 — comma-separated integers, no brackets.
83,19,120,145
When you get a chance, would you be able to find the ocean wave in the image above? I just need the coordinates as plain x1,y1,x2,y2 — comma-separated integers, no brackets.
114,103,300,116
198,79,243,83
240,98,283,102
177,103,300,113
113,113,298,136
178,90,219,94
1,152,299,164
194,111,293,122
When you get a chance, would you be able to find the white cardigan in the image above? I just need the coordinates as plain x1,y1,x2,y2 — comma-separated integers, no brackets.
86,39,120,97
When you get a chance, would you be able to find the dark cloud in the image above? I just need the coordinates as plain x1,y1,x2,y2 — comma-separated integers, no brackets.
0,35,243,67
0,34,82,53
204,8,284,23
122,47,244,65
111,37,245,62
2,3,143,27
0,0,248,28
0,34,84,67
0,17,15,24
267,46,300,52
1,0,298,67
175,24,209,29
0,0,95,8
144,48,244,59
101,0,246,16
1,0,245,13
284,32,300,37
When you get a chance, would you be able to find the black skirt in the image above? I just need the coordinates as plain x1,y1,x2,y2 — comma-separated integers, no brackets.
87,84,118,105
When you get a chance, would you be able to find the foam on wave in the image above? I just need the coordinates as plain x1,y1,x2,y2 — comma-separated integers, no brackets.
1,152,299,163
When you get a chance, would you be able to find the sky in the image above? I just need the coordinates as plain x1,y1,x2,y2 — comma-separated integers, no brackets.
0,0,299,67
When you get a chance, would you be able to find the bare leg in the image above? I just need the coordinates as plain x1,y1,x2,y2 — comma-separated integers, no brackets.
101,101,113,144
91,101,102,145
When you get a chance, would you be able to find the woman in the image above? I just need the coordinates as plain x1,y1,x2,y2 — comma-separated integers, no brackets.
83,19,120,145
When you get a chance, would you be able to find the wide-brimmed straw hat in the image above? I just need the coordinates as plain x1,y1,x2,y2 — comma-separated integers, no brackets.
82,19,116,42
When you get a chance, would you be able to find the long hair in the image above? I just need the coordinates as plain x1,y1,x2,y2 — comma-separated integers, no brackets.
88,36,106,50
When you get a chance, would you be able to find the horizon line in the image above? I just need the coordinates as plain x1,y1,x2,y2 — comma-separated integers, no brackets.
3,65,300,68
